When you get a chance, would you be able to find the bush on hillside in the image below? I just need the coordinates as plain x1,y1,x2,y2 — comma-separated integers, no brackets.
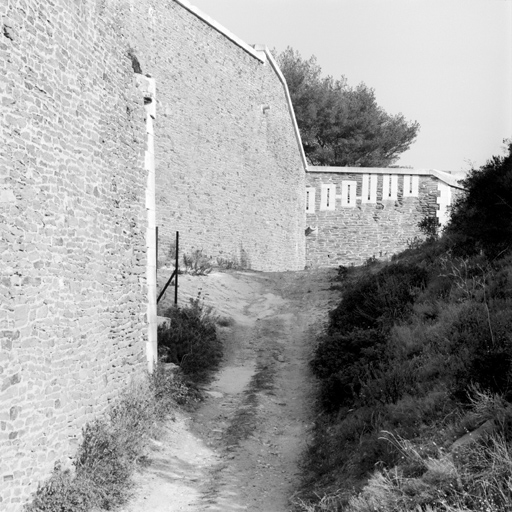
447,301,512,400
446,141,512,259
328,263,428,335
158,298,223,382
311,329,387,410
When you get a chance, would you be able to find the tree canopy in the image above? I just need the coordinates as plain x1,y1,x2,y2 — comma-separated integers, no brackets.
276,47,420,167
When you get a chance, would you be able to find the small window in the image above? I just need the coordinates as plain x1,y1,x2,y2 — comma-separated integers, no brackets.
361,174,377,203
403,175,419,197
320,184,336,210
305,187,316,213
341,181,357,207
382,174,398,201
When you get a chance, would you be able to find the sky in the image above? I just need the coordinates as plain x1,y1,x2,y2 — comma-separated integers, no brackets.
190,0,512,174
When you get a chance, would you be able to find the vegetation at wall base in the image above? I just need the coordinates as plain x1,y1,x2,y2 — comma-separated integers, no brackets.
24,366,199,512
158,296,223,382
295,143,512,511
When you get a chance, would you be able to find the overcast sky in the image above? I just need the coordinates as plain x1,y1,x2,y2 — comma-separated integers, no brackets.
191,0,512,174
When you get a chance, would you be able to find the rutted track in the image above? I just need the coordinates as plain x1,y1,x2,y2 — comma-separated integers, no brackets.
120,269,338,512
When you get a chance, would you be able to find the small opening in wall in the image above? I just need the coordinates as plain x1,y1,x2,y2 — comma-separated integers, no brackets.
306,191,310,211
127,48,143,74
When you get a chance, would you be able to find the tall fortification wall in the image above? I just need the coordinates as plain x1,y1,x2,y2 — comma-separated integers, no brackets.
305,167,463,267
0,1,149,509
0,1,306,509
123,1,306,272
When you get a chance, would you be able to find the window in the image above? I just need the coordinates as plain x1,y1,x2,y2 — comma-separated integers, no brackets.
403,175,419,197
320,184,336,210
341,181,357,207
305,187,316,213
361,174,377,203
382,174,398,201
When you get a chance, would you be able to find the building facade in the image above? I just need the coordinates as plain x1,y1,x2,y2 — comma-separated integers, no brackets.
305,167,463,267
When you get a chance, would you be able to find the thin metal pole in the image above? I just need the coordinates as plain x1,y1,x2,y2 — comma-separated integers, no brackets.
174,231,179,305
155,226,159,273
156,269,176,304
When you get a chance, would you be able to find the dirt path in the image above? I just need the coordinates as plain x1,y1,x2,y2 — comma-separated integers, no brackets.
120,269,338,512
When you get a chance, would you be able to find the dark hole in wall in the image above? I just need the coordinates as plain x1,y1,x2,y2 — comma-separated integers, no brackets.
3,23,15,40
127,48,142,74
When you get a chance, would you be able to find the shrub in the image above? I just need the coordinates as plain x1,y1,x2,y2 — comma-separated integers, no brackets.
418,216,439,242
158,297,223,382
445,141,512,259
311,329,387,410
25,368,189,512
328,263,428,335
447,301,512,400
182,249,213,275
344,391,512,512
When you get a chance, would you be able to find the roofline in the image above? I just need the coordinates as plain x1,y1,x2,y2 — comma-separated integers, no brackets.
254,45,308,171
308,166,464,188
174,0,265,62
174,3,308,171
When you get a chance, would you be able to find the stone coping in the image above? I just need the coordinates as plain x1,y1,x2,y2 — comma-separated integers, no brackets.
175,0,265,62
175,2,308,171
309,166,464,189
254,45,308,170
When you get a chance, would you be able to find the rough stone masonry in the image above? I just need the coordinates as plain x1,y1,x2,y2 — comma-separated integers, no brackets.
305,167,464,267
0,0,306,509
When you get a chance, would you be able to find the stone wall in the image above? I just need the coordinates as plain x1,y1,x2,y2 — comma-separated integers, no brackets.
305,168,463,267
123,1,306,272
0,1,149,509
0,1,306,509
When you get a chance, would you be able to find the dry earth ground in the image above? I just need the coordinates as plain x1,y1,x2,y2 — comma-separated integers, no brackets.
120,268,339,512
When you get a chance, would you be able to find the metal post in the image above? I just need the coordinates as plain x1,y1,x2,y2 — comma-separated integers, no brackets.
174,231,179,305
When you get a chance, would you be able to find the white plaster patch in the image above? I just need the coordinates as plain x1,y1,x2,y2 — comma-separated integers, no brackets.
341,181,357,207
361,174,377,203
437,181,452,227
320,184,336,210
403,175,419,197
382,175,398,201
305,187,315,213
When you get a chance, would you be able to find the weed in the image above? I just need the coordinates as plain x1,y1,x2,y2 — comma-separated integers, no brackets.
364,255,378,267
328,263,428,334
336,265,349,281
216,255,241,270
182,249,213,275
158,296,223,382
418,216,440,242
25,367,191,512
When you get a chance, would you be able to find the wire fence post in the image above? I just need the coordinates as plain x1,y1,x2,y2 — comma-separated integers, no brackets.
156,230,180,305
174,231,179,305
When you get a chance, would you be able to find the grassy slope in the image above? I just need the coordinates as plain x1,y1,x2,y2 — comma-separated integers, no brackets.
296,248,512,512
297,144,512,512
